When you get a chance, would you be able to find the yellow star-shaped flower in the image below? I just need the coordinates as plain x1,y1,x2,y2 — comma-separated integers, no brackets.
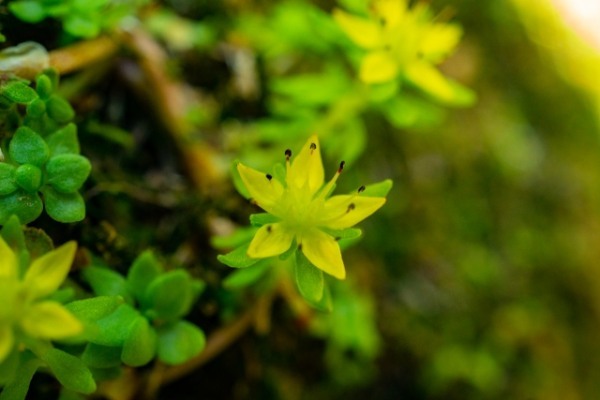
236,135,387,280
334,0,473,104
0,236,82,363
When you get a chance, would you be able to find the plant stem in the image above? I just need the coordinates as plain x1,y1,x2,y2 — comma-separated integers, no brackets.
49,36,119,75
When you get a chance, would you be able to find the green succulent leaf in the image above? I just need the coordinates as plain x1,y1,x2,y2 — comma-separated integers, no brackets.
81,343,122,369
222,261,271,289
65,296,124,323
82,266,133,304
46,123,80,156
0,190,43,225
126,250,163,302
121,316,157,367
35,74,53,99
294,251,324,303
42,348,96,394
0,81,38,104
0,356,41,400
8,1,47,24
64,15,100,39
0,347,19,386
217,243,259,268
46,154,91,193
92,303,139,346
157,321,205,365
9,127,49,167
42,187,85,223
0,215,26,255
249,213,280,227
144,270,195,321
15,164,42,193
26,98,46,118
0,163,18,196
46,95,75,124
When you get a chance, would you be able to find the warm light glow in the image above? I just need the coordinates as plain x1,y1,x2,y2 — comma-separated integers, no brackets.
552,0,600,51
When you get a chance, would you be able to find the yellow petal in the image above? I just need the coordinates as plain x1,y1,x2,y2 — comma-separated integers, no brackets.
300,229,345,280
0,236,18,279
20,301,83,339
405,61,474,105
420,23,462,63
333,9,384,49
0,324,14,364
320,195,386,229
359,51,399,83
24,241,77,300
289,135,324,195
372,0,407,28
237,163,284,214
247,223,294,258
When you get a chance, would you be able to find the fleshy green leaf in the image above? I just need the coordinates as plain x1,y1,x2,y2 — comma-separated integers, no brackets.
36,74,53,99
0,81,38,104
46,95,75,123
92,303,139,346
9,126,49,167
42,187,86,223
0,163,18,196
121,316,157,367
46,123,80,156
126,251,163,302
144,270,195,321
65,296,124,323
217,243,259,268
294,251,324,303
42,348,96,394
82,266,133,304
8,1,47,24
222,261,270,289
0,356,41,400
26,98,46,118
64,15,101,38
81,343,122,368
0,347,19,386
0,190,43,225
14,164,42,193
157,321,205,365
46,154,91,193
305,281,333,312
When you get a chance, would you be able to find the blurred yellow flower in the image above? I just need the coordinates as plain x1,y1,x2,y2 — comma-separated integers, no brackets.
334,0,474,105
236,135,387,280
0,237,81,363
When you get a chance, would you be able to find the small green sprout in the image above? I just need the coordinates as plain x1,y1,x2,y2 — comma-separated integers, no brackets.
79,251,206,367
0,235,80,364
224,135,389,280
334,0,475,105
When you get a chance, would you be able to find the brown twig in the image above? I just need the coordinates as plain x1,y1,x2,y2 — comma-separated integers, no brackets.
49,36,119,75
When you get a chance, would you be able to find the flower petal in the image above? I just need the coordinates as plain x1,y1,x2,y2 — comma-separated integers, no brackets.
300,229,345,280
333,9,384,49
0,236,18,279
359,51,399,83
20,301,83,339
405,61,475,105
247,223,294,259
289,135,324,195
321,195,386,229
23,241,77,300
0,324,14,364
372,0,406,28
420,23,462,63
237,163,284,214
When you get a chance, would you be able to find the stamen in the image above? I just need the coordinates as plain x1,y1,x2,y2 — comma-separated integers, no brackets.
285,149,292,161
298,243,303,251
266,174,272,181
347,203,356,213
338,161,346,173
310,143,317,154
266,225,272,233
358,185,366,193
